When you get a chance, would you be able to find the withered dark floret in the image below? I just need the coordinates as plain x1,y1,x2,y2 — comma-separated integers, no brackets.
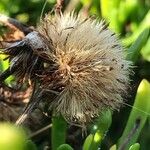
1,31,52,83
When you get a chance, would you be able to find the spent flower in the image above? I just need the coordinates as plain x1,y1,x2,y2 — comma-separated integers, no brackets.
1,12,131,126
37,12,131,125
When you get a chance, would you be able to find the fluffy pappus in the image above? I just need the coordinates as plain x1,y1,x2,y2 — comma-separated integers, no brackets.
37,12,131,125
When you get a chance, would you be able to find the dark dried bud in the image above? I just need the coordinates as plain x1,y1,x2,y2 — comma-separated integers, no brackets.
1,31,50,83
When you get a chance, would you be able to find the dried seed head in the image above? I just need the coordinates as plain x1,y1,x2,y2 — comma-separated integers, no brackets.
37,12,131,125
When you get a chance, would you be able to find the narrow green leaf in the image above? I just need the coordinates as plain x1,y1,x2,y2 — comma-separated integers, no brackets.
94,110,112,134
123,11,150,46
129,143,140,150
118,79,150,149
52,115,67,150
126,28,149,62
109,144,117,150
125,0,139,19
57,144,74,150
85,110,112,150
83,134,94,150
141,37,150,62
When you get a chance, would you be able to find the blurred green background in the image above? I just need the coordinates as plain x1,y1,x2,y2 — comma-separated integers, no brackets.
0,0,150,150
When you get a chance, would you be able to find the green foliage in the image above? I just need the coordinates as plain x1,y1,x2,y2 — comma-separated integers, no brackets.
0,0,55,25
83,134,93,150
129,143,140,150
25,140,37,150
83,110,112,150
126,28,150,62
52,115,67,150
0,0,150,150
141,37,150,62
0,54,13,84
118,79,150,149
0,123,27,150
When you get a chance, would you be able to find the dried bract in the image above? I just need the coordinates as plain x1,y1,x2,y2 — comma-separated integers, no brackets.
1,31,49,83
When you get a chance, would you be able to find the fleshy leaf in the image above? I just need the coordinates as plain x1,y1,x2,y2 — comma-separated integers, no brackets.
126,28,149,62
118,79,150,149
52,115,67,150
129,143,140,150
83,110,112,150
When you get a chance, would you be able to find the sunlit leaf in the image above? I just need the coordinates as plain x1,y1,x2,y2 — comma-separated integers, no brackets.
83,110,112,150
0,123,27,150
129,143,140,150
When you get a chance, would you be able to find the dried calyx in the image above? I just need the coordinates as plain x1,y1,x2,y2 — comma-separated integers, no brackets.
0,12,131,126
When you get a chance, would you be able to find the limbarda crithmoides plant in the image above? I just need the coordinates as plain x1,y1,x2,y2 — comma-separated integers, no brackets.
0,1,130,126
0,1,131,129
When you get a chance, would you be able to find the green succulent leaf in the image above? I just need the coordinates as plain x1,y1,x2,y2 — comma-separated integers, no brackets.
129,143,140,150
109,144,117,150
83,134,93,150
83,110,112,150
52,115,67,150
118,79,150,149
126,28,149,62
